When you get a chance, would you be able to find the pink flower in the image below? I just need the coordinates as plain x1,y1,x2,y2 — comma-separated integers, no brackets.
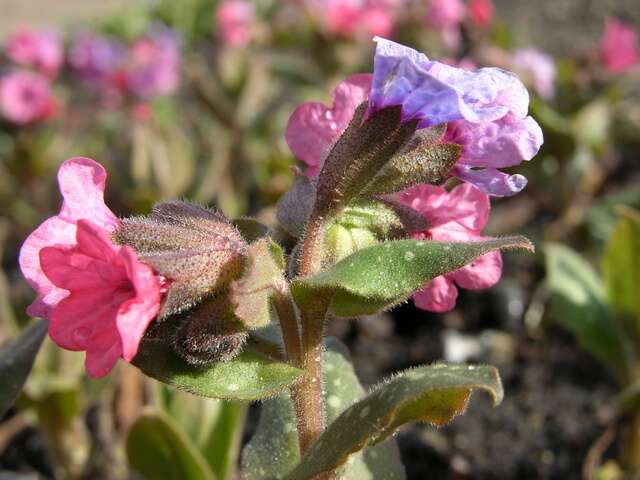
0,71,57,125
512,48,556,99
5,27,63,78
216,0,255,47
285,74,372,177
19,158,161,377
600,18,639,74
399,183,502,312
425,0,465,28
314,0,396,37
467,0,494,28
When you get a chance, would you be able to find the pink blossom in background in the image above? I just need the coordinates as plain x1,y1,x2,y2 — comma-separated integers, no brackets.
399,183,502,312
126,27,181,99
5,27,63,78
425,0,465,50
0,71,57,125
216,0,255,47
285,73,372,177
512,48,556,99
19,158,161,378
467,0,494,27
600,18,639,73
425,0,465,28
315,0,397,38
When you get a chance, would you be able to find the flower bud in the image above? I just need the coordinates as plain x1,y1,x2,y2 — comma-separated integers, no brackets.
172,296,248,366
114,200,247,318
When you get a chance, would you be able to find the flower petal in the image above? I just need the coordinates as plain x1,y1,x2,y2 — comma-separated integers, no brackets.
116,246,161,362
450,250,503,290
448,114,543,169
413,275,458,312
285,74,371,176
453,165,528,197
58,157,120,231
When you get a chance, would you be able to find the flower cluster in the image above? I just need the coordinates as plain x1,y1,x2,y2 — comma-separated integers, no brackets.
308,0,405,38
599,17,639,74
286,38,543,312
0,28,61,125
19,158,246,377
70,26,181,105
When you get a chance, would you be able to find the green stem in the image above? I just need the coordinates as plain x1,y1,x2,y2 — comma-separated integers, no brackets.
273,279,303,366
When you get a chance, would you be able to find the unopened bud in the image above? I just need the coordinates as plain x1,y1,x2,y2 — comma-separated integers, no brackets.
114,200,247,318
172,296,248,366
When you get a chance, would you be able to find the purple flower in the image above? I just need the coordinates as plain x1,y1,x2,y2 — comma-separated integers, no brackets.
69,32,127,101
369,38,542,196
125,27,181,99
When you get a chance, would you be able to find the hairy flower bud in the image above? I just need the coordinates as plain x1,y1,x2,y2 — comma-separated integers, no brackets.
114,200,247,318
172,296,248,366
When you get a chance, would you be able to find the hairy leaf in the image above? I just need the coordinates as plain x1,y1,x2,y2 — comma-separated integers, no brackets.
545,243,630,378
230,239,286,328
0,320,48,416
315,104,417,217
293,237,533,317
133,339,303,401
241,339,404,480
286,364,502,480
362,143,461,196
127,410,216,480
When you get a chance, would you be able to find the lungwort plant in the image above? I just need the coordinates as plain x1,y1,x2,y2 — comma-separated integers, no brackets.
3,38,540,479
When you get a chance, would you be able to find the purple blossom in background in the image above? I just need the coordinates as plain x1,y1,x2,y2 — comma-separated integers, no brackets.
69,32,127,98
216,0,255,47
5,27,63,78
125,27,181,99
0,70,57,125
369,38,542,196
512,48,556,99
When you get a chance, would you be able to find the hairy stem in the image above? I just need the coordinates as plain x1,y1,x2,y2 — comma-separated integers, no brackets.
273,279,303,366
290,213,331,465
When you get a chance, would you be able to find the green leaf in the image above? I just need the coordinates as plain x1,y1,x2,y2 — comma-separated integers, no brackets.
229,238,286,328
602,212,640,321
286,364,502,480
587,186,640,243
545,243,630,378
127,409,216,480
0,319,48,416
241,339,404,480
293,237,533,317
336,199,405,238
156,386,247,480
133,338,303,401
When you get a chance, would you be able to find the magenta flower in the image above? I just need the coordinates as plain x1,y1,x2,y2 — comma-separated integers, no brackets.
600,18,639,74
467,0,494,28
399,183,502,312
0,71,57,125
216,0,255,47
285,73,372,177
125,27,181,99
19,158,161,377
512,48,556,99
5,27,63,78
